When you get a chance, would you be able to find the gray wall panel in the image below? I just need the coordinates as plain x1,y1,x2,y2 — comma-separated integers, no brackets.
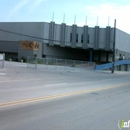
110,28,114,49
83,26,88,49
0,41,18,52
49,22,55,45
71,25,77,48
43,22,49,43
99,28,106,49
116,29,130,52
106,26,111,50
0,22,44,41
60,23,66,47
88,28,94,44
65,25,72,46
94,26,99,50
55,24,61,45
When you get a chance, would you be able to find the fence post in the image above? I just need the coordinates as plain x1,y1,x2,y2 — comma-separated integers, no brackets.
35,57,37,70
73,60,75,71
2,53,5,69
27,56,28,68
81,61,82,70
94,62,96,70
46,58,48,69
88,62,89,69
65,59,66,70
55,59,57,70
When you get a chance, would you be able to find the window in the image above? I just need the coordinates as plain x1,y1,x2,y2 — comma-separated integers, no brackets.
87,34,89,43
70,33,72,42
70,33,78,43
76,34,78,43
81,34,83,43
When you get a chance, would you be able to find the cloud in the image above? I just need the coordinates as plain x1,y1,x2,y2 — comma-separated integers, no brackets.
35,0,44,6
29,0,47,13
80,3,130,33
8,0,30,20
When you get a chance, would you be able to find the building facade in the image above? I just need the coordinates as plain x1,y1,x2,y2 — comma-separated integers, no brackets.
0,21,130,62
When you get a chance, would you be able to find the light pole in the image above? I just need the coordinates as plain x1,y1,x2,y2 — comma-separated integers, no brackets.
111,19,116,73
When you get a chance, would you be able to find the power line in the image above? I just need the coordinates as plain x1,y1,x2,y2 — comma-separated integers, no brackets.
0,28,72,44
0,27,114,45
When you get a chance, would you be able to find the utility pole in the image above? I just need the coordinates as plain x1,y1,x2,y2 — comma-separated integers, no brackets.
111,19,116,73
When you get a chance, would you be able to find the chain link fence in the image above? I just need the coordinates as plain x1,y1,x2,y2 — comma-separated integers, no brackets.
27,56,37,69
27,56,95,71
0,54,5,69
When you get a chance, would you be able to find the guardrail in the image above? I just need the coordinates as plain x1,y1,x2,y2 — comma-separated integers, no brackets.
94,60,130,70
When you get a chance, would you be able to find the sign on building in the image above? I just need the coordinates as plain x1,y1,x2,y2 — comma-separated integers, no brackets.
20,41,40,50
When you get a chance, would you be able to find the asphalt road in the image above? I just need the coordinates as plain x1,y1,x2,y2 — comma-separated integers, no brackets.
0,61,130,130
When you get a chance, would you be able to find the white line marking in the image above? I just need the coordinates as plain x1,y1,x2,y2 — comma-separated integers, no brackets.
44,83,67,87
0,73,6,75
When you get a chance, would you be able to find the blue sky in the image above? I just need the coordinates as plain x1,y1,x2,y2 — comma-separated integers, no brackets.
0,0,130,33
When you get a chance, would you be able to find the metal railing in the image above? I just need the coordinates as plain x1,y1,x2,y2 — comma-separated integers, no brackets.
94,60,130,70
27,56,95,71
